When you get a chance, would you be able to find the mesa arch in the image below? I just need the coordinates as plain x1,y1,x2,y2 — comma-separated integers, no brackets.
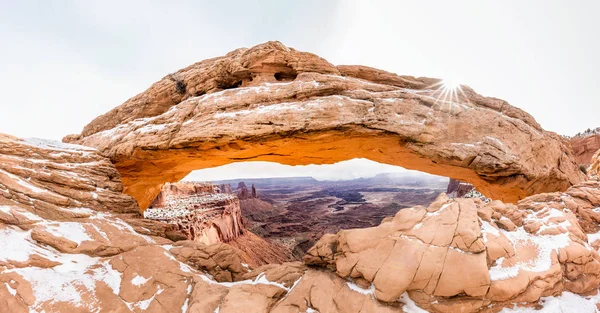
64,41,585,210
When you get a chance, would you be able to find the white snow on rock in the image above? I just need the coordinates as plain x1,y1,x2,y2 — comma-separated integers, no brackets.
9,252,123,311
398,292,429,313
0,226,52,262
131,275,151,286
499,291,599,313
22,137,96,152
44,222,93,245
489,228,571,281
346,281,375,295
200,272,291,291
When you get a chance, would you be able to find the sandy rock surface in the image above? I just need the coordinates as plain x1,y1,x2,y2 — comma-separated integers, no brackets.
64,41,584,209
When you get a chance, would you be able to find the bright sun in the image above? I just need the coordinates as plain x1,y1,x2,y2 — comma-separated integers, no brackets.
441,78,461,90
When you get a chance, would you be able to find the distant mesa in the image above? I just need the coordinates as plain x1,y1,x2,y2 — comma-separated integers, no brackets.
145,181,244,245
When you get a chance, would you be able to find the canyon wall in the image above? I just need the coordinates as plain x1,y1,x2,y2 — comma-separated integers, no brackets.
64,41,585,210
571,132,600,166
145,181,244,245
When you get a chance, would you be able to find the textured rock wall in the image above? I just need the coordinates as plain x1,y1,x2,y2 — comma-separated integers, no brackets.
145,182,245,245
305,183,600,312
571,134,600,166
446,178,475,198
64,41,585,209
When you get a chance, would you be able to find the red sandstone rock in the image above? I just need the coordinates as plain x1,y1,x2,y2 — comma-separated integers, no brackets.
145,181,244,245
64,41,584,210
447,178,475,198
570,128,600,166
3,132,600,312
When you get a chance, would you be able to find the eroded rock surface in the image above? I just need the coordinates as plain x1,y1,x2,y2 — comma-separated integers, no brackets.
570,128,600,166
305,190,600,312
64,41,584,209
3,133,600,312
145,182,244,245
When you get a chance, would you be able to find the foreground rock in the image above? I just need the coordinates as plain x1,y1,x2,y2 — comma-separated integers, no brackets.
306,186,600,312
3,133,600,312
64,41,584,209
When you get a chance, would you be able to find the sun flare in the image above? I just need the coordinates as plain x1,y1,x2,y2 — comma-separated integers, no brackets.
441,78,461,91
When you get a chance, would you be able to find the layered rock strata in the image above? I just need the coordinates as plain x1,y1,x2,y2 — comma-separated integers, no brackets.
145,182,244,245
571,130,600,166
64,41,585,209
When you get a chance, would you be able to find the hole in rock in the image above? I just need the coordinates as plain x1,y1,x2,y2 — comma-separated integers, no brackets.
217,80,243,90
274,70,298,81
143,158,482,262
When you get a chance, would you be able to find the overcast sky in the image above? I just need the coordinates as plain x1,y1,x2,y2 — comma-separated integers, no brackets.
1,1,599,180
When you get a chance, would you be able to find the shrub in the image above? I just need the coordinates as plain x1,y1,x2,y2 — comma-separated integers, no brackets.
175,80,186,94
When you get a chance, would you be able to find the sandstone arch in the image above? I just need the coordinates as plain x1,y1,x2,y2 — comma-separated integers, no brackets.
64,41,584,210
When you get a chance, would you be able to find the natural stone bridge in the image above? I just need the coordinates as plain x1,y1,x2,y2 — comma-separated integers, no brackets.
65,41,584,210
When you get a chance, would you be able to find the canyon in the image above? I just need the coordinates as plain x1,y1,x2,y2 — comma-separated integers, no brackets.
223,174,447,258
2,41,600,312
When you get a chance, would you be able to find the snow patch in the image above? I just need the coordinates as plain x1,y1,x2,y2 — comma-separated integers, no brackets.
346,282,375,295
131,275,151,286
399,292,428,313
489,228,571,281
499,291,598,313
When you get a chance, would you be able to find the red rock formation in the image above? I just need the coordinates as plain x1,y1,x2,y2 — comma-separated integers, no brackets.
64,41,585,209
237,182,258,200
219,183,233,193
446,178,475,198
571,130,600,166
145,182,244,245
4,132,600,312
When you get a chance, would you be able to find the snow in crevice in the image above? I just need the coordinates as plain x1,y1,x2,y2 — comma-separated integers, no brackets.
498,291,599,313
131,275,151,286
398,292,429,313
200,272,291,290
488,227,571,281
346,281,375,295
125,286,164,311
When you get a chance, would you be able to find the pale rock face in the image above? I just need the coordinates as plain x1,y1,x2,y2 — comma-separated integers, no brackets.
64,41,584,210
570,130,600,166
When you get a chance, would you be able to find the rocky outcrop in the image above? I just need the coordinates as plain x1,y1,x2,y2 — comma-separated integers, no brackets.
305,189,600,312
592,150,600,176
0,134,139,217
145,183,244,245
571,131,600,166
446,178,474,198
237,182,257,200
149,181,222,208
64,41,584,209
220,183,233,194
4,132,600,312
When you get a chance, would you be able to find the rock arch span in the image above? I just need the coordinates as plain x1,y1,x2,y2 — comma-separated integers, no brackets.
64,41,584,210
